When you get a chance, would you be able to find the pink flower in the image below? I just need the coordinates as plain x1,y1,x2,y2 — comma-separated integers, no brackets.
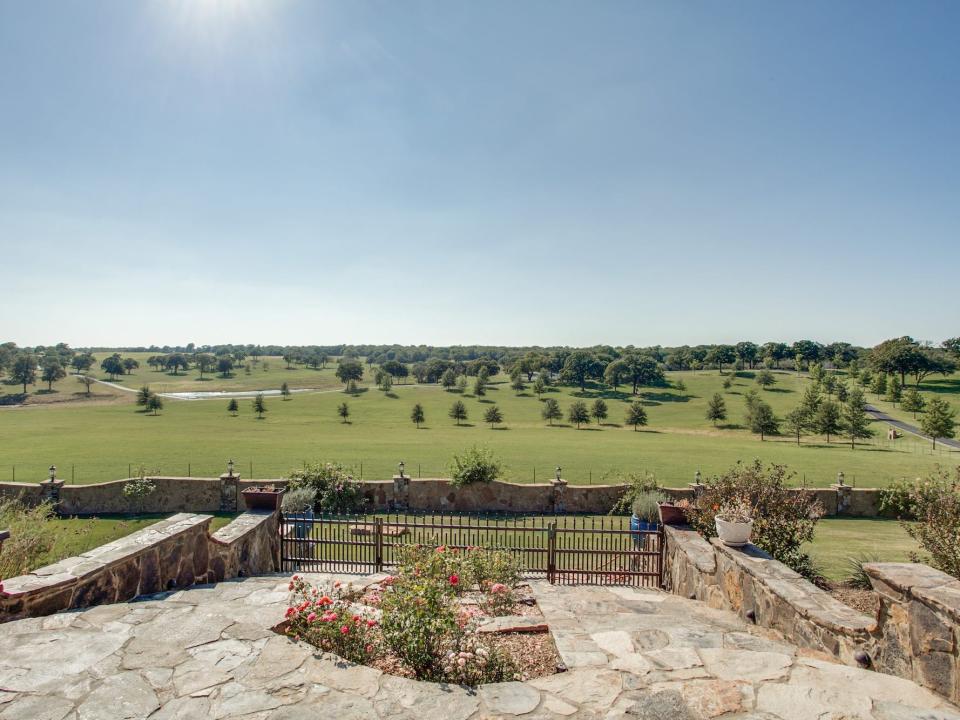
340,625,350,634
292,574,300,580
307,613,317,623
288,582,294,590
449,574,459,586
365,644,374,653
318,595,333,606
321,612,337,622
490,583,507,594
284,607,295,618
366,619,377,627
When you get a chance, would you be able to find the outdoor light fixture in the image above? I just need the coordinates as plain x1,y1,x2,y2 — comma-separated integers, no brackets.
227,459,235,477
694,470,702,484
837,471,845,486
555,466,562,481
398,461,405,478
48,465,56,481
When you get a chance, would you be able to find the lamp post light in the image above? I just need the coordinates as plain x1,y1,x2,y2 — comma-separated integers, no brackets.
398,461,405,479
227,459,235,478
555,466,562,482
837,471,845,487
49,465,57,481
694,470,702,484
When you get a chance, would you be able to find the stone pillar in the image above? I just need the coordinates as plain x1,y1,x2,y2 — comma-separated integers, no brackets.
392,475,410,510
833,483,852,515
550,478,568,513
220,473,240,512
40,478,65,514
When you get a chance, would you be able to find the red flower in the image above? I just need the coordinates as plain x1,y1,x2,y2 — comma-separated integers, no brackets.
340,625,350,634
285,607,295,617
436,545,445,553
366,619,377,627
318,595,333,606
307,612,317,623
449,574,459,586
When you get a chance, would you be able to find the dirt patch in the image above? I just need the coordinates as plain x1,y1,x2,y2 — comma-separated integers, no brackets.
824,581,878,616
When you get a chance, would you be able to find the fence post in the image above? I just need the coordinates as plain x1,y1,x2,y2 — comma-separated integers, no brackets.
658,526,666,589
547,522,557,584
375,518,383,572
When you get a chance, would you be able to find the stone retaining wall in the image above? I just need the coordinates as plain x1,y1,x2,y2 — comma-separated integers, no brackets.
866,563,960,703
0,510,280,622
663,525,960,705
0,476,887,516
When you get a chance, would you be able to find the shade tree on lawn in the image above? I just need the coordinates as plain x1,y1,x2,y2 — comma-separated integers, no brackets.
625,402,648,431
541,398,562,426
483,405,504,428
591,399,608,425
568,400,590,428
253,393,268,419
706,393,727,426
920,397,957,449
449,400,468,426
901,388,925,418
410,403,425,428
843,386,873,449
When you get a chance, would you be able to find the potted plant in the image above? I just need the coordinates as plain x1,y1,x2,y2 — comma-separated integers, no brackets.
282,487,317,540
657,498,692,526
630,491,663,548
241,483,286,511
715,497,754,547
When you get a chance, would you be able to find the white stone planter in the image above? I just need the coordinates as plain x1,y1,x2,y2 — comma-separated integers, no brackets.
715,518,753,547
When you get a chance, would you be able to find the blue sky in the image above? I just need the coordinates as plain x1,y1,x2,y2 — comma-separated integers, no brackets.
1,1,957,348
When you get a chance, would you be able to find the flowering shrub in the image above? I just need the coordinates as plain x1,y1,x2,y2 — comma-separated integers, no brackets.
881,467,960,579
463,546,522,590
479,582,515,616
690,461,823,578
283,576,379,664
442,631,517,685
285,462,367,514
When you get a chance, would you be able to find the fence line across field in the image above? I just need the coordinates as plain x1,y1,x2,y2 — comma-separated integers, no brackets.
279,511,664,588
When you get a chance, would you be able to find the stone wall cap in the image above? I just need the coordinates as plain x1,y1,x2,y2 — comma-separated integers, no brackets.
713,538,874,634
664,525,717,574
866,562,960,622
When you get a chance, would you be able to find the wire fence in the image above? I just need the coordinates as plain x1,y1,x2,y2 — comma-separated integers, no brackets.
3,451,956,488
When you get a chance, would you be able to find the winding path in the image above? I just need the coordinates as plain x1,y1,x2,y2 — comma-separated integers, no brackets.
865,403,960,450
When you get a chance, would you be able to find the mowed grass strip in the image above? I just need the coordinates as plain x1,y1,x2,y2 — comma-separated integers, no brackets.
0,369,952,486
805,517,918,580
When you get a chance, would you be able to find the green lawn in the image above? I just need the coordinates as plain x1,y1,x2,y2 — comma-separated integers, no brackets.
39,512,238,571
806,517,918,580
0,369,953,487
859,371,960,441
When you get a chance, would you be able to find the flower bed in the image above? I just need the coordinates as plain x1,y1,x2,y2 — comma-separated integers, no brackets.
279,545,560,685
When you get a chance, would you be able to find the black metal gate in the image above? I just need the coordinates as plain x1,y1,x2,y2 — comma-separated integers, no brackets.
280,512,663,588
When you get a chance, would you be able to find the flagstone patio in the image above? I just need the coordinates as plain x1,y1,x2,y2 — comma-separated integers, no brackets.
0,574,957,719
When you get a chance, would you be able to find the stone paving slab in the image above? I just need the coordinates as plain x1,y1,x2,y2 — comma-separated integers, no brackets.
0,573,957,719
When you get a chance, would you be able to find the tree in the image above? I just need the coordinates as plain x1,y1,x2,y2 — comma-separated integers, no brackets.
901,387,925,418
41,360,65,390
227,398,239,416
483,405,504,428
756,370,776,390
920,397,956,449
541,398,562,426
603,359,627,391
77,374,96,397
456,375,468,393
568,400,590,428
217,356,235,378
706,345,736,374
748,400,779,440
560,351,597,391
473,375,486,396
382,360,408,383
252,393,267,419
532,375,546,399
625,402,648,431
410,403,425,428
337,401,350,423
449,400,468,425
281,382,291,400
335,359,364,388
706,393,727,426
165,353,189,375
620,352,664,394
70,353,94,375
136,385,153,407
814,399,842,443
799,383,822,418
122,358,140,375
674,379,686,392
784,407,807,445
379,372,393,392
869,372,888,398
835,381,849,403
146,394,164,416
510,374,526,394
886,375,902,406
722,376,733,391
591,398,608,425
843,386,873,449
101,354,125,380
441,368,457,390
195,354,215,379
735,341,760,370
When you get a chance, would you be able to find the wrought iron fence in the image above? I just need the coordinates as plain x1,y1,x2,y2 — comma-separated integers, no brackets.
279,512,663,588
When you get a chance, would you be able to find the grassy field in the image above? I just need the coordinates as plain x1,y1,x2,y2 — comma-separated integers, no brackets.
0,367,954,487
35,512,238,572
858,371,960,439
805,517,918,580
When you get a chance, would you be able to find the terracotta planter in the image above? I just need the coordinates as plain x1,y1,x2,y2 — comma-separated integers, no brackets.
241,487,285,511
657,502,688,526
715,517,753,547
